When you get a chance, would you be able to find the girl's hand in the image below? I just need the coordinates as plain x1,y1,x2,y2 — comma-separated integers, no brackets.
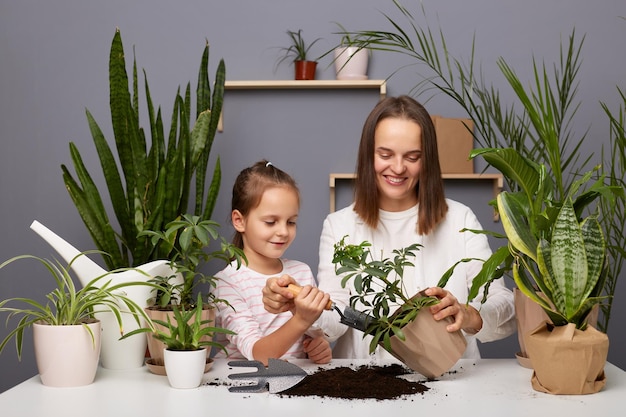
262,274,297,314
303,336,332,364
424,287,483,334
293,286,331,326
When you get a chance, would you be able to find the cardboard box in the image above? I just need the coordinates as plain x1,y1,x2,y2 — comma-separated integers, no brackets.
431,115,474,174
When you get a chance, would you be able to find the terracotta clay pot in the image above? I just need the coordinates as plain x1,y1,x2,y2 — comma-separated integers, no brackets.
294,60,317,80
387,302,467,378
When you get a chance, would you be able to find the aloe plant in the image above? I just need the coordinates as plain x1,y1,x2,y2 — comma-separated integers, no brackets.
121,293,233,353
341,0,625,331
61,29,226,271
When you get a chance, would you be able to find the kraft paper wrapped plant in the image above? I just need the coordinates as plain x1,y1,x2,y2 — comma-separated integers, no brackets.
332,237,466,378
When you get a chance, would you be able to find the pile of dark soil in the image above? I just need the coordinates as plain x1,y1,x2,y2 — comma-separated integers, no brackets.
280,364,429,400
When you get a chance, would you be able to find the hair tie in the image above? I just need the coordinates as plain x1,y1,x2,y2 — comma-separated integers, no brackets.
266,161,273,167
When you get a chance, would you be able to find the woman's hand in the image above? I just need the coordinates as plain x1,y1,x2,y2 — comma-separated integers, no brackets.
424,287,482,334
262,274,297,314
303,335,332,364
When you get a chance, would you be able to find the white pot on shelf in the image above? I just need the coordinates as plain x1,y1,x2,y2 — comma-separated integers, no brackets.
333,46,369,80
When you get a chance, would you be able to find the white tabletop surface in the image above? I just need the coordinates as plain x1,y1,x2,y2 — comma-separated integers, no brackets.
0,358,623,416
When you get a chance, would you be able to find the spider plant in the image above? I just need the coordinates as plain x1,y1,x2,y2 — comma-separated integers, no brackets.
276,29,323,68
0,253,155,360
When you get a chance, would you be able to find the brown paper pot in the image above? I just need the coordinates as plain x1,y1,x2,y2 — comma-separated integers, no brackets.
525,322,608,395
387,309,467,378
514,289,549,368
514,289,600,369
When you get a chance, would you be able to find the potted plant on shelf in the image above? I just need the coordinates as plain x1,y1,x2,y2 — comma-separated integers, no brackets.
0,253,154,387
139,214,245,371
331,23,369,80
332,236,466,378
276,29,323,80
122,293,233,389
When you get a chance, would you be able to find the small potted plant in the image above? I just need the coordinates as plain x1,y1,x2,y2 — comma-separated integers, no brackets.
332,236,466,378
276,29,323,80
140,214,245,369
331,22,369,80
123,293,233,389
0,253,154,387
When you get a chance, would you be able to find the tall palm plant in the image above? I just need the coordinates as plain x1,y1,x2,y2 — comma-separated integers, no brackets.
62,29,226,270
343,0,625,331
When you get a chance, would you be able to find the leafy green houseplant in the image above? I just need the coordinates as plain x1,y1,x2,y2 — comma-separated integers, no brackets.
0,253,154,387
140,213,246,309
137,214,245,368
62,29,227,271
123,293,233,388
276,29,322,80
332,236,466,378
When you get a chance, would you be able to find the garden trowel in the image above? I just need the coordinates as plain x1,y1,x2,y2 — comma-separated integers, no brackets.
228,359,308,393
287,284,373,333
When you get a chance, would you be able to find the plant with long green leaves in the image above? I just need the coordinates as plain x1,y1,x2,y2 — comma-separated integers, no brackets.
276,29,323,68
0,253,156,360
342,0,625,331
140,214,246,309
62,29,226,271
332,236,440,353
121,293,233,353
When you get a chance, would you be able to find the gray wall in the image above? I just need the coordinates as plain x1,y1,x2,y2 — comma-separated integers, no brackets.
1,0,624,393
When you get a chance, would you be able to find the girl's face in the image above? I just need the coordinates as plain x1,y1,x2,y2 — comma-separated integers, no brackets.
232,186,299,274
373,117,422,211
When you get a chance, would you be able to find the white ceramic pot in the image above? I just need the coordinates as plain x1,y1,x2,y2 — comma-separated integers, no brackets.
33,320,101,387
163,347,207,389
333,46,369,80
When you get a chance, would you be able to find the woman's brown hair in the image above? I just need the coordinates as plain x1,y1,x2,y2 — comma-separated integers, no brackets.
230,160,299,249
353,95,447,235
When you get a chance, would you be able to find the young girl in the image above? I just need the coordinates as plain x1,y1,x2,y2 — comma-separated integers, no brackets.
214,160,332,365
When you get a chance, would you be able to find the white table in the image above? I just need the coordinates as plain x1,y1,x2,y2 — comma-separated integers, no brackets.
0,359,623,416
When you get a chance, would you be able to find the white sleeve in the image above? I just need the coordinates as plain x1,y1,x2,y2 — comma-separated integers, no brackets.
312,214,351,342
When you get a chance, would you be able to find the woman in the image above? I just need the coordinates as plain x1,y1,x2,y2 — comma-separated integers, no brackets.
263,96,515,360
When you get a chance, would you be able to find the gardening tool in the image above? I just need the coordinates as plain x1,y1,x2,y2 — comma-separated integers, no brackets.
227,359,308,393
287,284,374,333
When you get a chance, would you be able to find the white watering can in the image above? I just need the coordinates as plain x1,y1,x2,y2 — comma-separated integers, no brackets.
30,220,178,370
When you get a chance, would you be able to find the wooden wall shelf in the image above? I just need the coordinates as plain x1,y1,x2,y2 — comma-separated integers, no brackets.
329,172,504,221
218,79,387,131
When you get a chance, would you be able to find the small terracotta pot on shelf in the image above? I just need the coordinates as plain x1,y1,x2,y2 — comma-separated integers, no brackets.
294,60,317,80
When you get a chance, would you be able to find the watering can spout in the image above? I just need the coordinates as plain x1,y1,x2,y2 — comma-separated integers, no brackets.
30,220,108,286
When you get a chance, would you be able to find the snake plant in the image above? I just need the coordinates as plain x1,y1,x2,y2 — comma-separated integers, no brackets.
61,29,226,271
